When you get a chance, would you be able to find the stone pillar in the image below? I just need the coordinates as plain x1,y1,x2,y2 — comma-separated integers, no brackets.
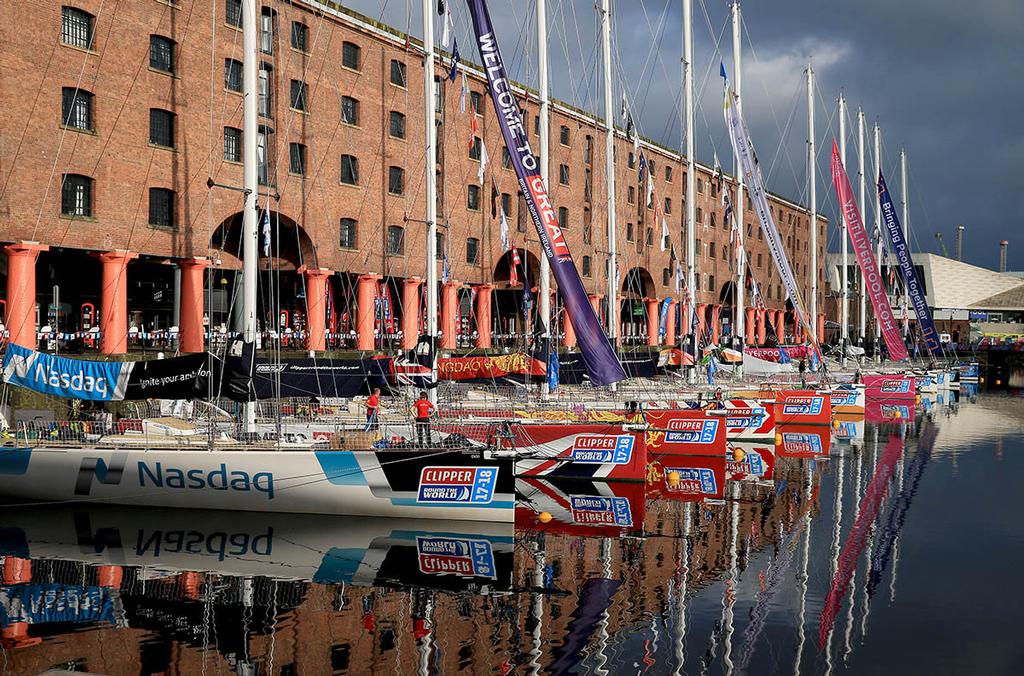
756,308,767,346
645,298,660,346
475,283,494,349
711,304,721,345
562,296,578,348
775,309,785,342
95,565,123,589
355,273,381,351
400,277,423,349
793,309,802,342
665,300,677,345
3,242,47,348
98,250,138,354
745,307,756,345
300,266,332,352
2,557,31,585
817,312,826,343
440,280,461,350
178,257,210,353
696,303,707,344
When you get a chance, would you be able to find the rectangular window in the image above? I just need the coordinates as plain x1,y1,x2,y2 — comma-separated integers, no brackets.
225,59,242,92
258,67,272,117
559,125,570,145
665,166,673,182
61,174,92,217
696,207,703,225
389,111,406,139
149,109,174,148
709,242,716,258
664,197,671,214
289,143,306,175
709,274,715,291
585,135,593,165
290,80,307,111
223,127,241,162
150,36,175,73
342,41,361,70
340,155,358,185
697,177,704,194
582,256,592,277
256,131,269,185
466,237,480,264
469,136,482,161
628,186,635,205
501,193,511,217
501,147,511,169
387,225,405,255
557,206,568,229
533,114,540,135
148,188,175,228
226,0,242,28
341,96,359,125
62,7,94,49
467,184,481,210
663,268,671,286
340,218,358,249
558,164,569,185
260,8,274,54
757,253,763,267
291,22,308,52
61,87,93,131
628,152,635,169
517,192,527,231
390,60,406,87
646,228,654,246
471,91,482,114
388,166,404,195
626,222,634,241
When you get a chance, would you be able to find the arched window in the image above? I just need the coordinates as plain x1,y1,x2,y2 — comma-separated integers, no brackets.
61,87,93,131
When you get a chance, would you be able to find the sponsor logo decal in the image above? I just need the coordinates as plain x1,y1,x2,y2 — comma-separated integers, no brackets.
781,433,823,454
416,536,496,578
880,404,911,419
666,467,718,495
570,435,635,464
725,407,767,429
782,396,824,415
664,419,720,444
728,450,766,476
138,462,275,499
569,495,634,526
417,466,497,504
879,379,911,393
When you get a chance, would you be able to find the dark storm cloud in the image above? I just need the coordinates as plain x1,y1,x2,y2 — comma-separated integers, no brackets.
343,0,1021,268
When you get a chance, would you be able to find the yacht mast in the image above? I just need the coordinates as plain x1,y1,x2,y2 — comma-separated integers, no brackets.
807,64,817,344
857,109,866,348
839,93,848,367
600,0,617,354
683,0,696,382
900,149,910,341
241,0,259,432
873,123,882,360
423,0,439,402
731,1,745,367
537,0,552,363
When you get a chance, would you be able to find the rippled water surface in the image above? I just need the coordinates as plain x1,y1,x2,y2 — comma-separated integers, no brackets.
3,392,1023,675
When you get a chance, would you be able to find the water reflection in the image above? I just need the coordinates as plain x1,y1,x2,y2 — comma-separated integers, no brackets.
3,392,1023,674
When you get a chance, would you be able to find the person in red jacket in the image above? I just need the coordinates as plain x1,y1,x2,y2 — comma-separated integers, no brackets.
365,388,381,431
411,391,435,446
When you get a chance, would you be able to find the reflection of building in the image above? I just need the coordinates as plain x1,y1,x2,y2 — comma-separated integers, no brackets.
1,1,826,356
827,252,1024,346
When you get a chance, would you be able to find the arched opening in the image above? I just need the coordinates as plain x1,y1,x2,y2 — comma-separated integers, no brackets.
718,280,737,341
621,267,655,345
492,247,542,347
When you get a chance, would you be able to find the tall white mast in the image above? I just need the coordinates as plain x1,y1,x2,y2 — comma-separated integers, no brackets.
838,93,848,367
240,0,259,432
900,149,910,339
683,0,696,383
873,123,882,359
422,0,439,401
731,2,745,364
600,0,618,350
857,109,866,346
807,64,817,343
537,0,552,355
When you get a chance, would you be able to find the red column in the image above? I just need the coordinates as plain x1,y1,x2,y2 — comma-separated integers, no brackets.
756,308,767,346
588,293,603,316
400,277,422,349
475,283,494,349
299,267,332,352
98,250,138,354
711,304,721,345
3,242,47,348
665,300,677,345
562,301,577,348
95,565,123,589
793,309,802,342
440,280,461,350
645,298,660,346
775,310,785,342
745,307,756,345
178,257,210,353
696,303,707,344
817,312,826,343
355,273,381,351
2,557,31,585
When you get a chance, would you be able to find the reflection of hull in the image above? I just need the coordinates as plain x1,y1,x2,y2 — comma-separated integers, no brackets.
0,447,514,522
647,455,726,500
645,410,727,458
515,478,646,536
828,386,866,416
710,399,775,440
832,415,865,445
865,400,915,423
863,374,916,401
0,506,514,592
775,425,830,458
727,442,775,481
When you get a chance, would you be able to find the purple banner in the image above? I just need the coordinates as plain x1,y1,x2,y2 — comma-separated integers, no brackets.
466,0,625,386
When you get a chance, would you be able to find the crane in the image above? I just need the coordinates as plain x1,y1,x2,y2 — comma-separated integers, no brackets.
934,232,951,257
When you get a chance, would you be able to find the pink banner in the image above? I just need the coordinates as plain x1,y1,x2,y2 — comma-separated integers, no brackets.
744,345,810,362
830,141,908,361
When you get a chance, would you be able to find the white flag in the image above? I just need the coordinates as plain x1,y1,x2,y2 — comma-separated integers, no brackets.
459,69,468,113
646,174,654,208
260,210,271,257
499,208,511,252
477,142,488,184
442,7,454,49
660,216,669,252
675,263,683,293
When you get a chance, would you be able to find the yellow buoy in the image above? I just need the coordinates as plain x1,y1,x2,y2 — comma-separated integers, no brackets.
892,410,902,419
980,377,985,384
831,419,840,429
732,448,746,463
915,395,921,404
667,470,681,487
775,433,783,446
538,511,553,524
995,379,1002,386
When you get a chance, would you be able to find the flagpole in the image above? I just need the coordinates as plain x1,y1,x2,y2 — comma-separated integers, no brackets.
839,93,848,368
873,123,882,363
807,63,817,348
731,1,745,375
423,0,440,402
600,0,618,390
683,0,697,384
857,108,866,352
537,0,552,379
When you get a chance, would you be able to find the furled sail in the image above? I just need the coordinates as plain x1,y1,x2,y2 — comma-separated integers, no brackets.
465,0,625,386
878,172,940,355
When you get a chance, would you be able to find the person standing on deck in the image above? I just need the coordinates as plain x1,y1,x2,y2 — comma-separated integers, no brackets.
412,391,436,447
365,388,381,432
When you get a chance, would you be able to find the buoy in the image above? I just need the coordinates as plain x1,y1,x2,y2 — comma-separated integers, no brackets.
732,448,746,463
775,433,783,446
831,419,840,429
892,410,902,419
667,470,681,487
980,377,985,384
915,395,921,404
995,379,1002,386
538,511,553,524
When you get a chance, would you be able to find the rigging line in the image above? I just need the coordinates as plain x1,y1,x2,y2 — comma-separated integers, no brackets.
762,84,801,187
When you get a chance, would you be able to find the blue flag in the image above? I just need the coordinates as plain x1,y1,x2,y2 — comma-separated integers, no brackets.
449,40,460,82
2,343,132,401
778,347,791,364
547,350,559,393
720,61,728,81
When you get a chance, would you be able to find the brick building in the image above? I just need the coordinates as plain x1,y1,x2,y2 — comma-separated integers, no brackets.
0,0,827,356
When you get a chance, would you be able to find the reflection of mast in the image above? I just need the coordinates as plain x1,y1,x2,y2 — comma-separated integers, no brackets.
842,441,865,662
859,427,879,640
671,502,692,675
416,591,436,676
528,539,546,675
594,538,613,676
824,449,846,675
793,460,813,676
889,429,906,603
723,481,739,675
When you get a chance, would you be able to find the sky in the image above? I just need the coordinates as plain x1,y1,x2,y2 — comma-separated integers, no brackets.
345,0,1021,270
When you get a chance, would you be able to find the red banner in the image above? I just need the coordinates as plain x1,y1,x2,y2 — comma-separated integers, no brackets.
437,353,545,381
744,345,810,362
830,141,908,361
